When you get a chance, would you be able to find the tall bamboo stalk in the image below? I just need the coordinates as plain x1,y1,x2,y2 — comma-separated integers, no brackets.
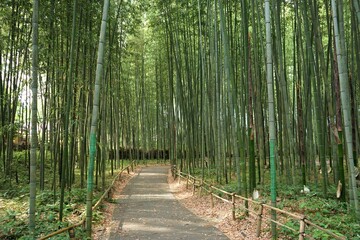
331,0,360,220
265,0,277,237
86,0,110,236
29,0,39,234
218,0,242,193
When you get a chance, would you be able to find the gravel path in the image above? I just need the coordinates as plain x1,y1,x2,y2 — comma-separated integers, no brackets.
102,165,229,240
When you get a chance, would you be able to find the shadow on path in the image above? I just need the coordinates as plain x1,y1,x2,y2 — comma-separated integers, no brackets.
101,165,229,240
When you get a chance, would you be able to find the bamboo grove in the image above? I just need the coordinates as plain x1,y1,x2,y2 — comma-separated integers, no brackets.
0,0,359,236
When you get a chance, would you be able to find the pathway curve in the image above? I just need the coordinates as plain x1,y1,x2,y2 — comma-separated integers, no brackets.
101,165,229,240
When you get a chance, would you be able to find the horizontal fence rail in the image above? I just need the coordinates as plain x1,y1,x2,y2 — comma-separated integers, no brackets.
38,161,136,240
176,170,346,240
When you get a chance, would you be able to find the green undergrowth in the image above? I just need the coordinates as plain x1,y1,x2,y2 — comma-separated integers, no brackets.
0,153,134,239
0,187,105,239
187,167,359,239
279,196,358,239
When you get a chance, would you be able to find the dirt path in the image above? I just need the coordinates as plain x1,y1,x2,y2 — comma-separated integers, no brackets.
97,166,229,240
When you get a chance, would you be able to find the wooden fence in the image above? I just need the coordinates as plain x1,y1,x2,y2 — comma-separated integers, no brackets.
176,170,346,240
38,161,135,240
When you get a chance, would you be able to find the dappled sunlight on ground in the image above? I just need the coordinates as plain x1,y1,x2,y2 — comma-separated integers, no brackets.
139,172,168,176
119,193,174,200
125,222,172,232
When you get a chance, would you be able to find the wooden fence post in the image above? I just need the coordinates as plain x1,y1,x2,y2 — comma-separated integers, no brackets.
126,166,130,174
186,175,189,189
193,179,196,195
256,203,264,237
68,228,75,239
299,215,306,240
107,188,112,199
210,185,214,208
232,193,236,220
199,180,203,196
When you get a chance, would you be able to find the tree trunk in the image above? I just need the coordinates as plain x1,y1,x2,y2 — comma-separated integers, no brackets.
29,0,39,233
265,0,277,237
331,0,360,220
86,0,110,236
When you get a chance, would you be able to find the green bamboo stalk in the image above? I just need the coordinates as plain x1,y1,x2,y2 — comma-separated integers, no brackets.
265,0,277,238
29,0,39,234
331,0,360,220
354,0,360,24
218,0,242,193
60,0,78,221
86,0,110,236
